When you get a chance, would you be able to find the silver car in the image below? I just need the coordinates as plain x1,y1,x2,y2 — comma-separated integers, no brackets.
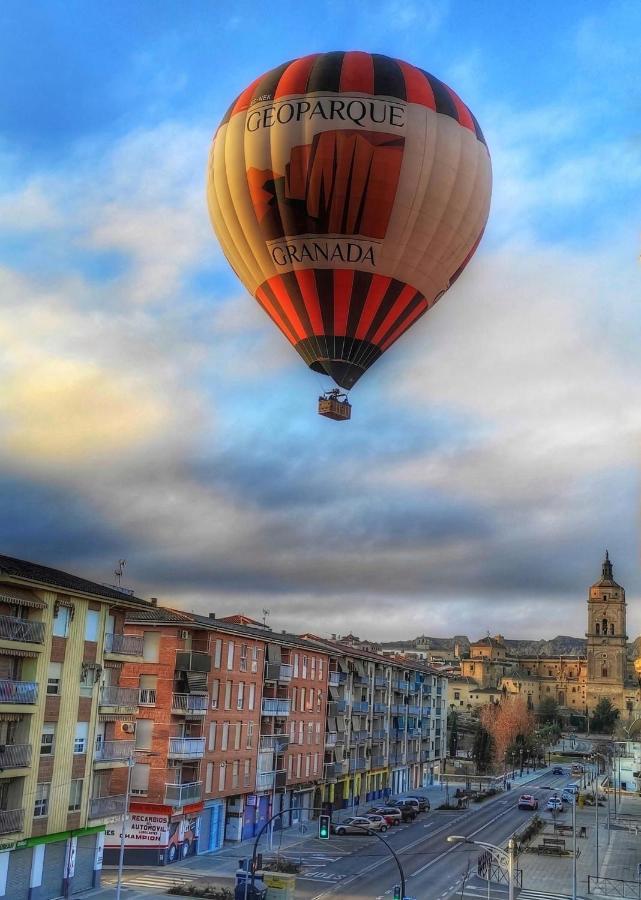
331,816,384,835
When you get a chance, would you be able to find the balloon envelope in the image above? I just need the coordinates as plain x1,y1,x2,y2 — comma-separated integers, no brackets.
207,51,491,390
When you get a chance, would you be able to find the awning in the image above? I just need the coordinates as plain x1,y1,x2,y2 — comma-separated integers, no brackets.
186,672,207,693
0,586,46,609
99,713,136,722
0,713,22,722
0,647,38,658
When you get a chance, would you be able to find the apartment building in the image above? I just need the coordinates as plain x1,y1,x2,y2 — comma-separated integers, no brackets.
0,554,156,900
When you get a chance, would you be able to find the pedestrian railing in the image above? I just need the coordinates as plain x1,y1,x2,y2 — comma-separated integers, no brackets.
588,876,641,898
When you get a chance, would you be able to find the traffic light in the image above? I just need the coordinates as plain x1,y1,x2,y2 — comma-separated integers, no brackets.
318,815,330,840
393,885,401,900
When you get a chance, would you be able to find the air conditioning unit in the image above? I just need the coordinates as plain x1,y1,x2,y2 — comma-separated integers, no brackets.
122,722,136,734
180,630,189,640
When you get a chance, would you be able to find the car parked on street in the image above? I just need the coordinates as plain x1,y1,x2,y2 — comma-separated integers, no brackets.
564,783,579,795
331,816,383,835
517,794,539,810
399,795,430,812
561,790,577,803
393,801,418,821
369,806,402,826
546,796,563,811
364,814,389,832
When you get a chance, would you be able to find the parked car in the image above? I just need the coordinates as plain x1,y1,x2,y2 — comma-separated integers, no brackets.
517,794,539,810
552,766,564,775
369,806,402,826
393,801,418,821
331,816,381,835
561,790,577,803
401,795,430,812
546,796,563,811
395,797,424,813
564,783,580,795
364,814,389,832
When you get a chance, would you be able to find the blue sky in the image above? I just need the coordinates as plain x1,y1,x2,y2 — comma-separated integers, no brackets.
1,1,640,641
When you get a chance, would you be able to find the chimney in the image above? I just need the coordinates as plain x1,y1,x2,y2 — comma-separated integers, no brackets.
209,613,216,619
149,597,158,607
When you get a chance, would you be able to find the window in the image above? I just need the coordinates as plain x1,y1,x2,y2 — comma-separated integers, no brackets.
290,720,295,742
214,639,222,668
234,722,241,751
74,722,89,754
47,662,62,695
221,723,229,751
610,624,615,636
218,763,226,791
40,724,55,755
596,623,600,635
298,721,304,745
293,654,299,677
311,657,316,680
307,722,313,744
454,691,460,700
317,691,322,712
34,783,50,817
68,779,83,812
84,609,100,642
206,762,213,793
79,665,98,695
52,606,70,637
251,646,259,673
302,656,308,679
602,667,608,678
232,760,239,788
246,721,254,750
315,722,321,744
307,688,313,711
300,688,305,712
208,722,217,751
296,755,301,777
131,763,150,796
211,679,220,709
240,645,248,672
291,686,297,709
135,719,153,751
224,681,232,710
318,658,323,680
142,632,160,663
248,683,255,711
227,642,234,671
313,752,318,774
287,755,293,776
244,759,251,787
237,682,245,710
139,675,157,706
305,754,311,776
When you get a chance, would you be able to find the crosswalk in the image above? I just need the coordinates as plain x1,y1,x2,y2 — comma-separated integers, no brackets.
455,885,585,900
102,870,203,892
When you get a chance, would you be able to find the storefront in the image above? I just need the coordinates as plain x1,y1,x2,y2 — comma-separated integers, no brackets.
198,799,226,854
103,806,201,866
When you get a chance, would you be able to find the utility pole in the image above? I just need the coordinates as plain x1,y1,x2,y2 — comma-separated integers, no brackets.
572,795,577,900
115,755,134,900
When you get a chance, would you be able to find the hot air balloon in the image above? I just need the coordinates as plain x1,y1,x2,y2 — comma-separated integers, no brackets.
207,51,491,420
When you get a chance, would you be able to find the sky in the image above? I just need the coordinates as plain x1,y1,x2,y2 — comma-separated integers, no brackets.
0,0,640,642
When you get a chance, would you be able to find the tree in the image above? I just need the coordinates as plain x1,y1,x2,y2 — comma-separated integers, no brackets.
472,721,493,774
448,711,459,758
480,696,535,771
590,698,620,734
538,696,560,725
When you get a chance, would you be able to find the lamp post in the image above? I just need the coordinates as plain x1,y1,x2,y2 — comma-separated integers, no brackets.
447,835,517,900
115,754,134,900
571,794,577,900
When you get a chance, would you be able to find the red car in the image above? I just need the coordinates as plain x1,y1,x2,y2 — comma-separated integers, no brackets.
518,794,539,810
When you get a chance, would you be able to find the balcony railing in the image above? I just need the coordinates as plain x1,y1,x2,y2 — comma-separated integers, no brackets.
349,757,368,772
100,685,139,708
261,698,291,716
350,730,369,743
328,700,347,715
373,702,387,714
265,663,293,683
353,675,369,686
374,676,388,689
324,761,348,779
329,671,347,685
325,732,338,747
0,808,24,835
256,770,287,791
89,795,127,818
408,705,421,715
0,680,38,705
371,729,388,741
168,737,205,759
351,701,369,713
171,693,208,715
259,734,290,753
0,744,31,768
0,616,45,644
164,781,202,806
175,651,211,673
371,754,387,768
94,740,135,761
104,633,144,656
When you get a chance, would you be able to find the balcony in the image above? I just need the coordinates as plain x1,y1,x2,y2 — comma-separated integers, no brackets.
329,671,347,686
351,701,369,713
0,616,45,645
256,770,287,791
324,761,348,779
100,685,139,711
171,693,208,715
260,734,290,753
325,732,338,747
374,676,388,689
261,698,291,717
104,633,144,657
265,663,293,683
164,781,203,806
371,754,387,768
373,702,387,714
0,808,24,835
349,757,368,772
0,744,31,769
350,730,369,744
175,651,211,673
94,740,135,765
353,675,369,686
408,705,421,715
168,737,205,760
409,728,422,738
407,751,419,763
0,679,38,705
328,700,347,715
371,729,388,742
89,794,127,819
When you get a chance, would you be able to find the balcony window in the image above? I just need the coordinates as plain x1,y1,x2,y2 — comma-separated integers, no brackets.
232,760,239,788
40,724,55,755
226,642,234,671
240,645,248,672
213,639,222,669
68,779,83,812
131,763,149,796
34,783,50,818
237,682,245,710
224,681,232,710
208,722,217,751
221,723,229,751
211,679,220,709
244,759,250,787
74,722,89,754
248,683,255,711
251,646,259,673
52,606,70,638
143,633,160,663
139,675,157,706
318,659,323,680
135,719,153,751
218,763,226,791
206,762,213,793
84,610,100,643
246,721,254,750
47,662,62,695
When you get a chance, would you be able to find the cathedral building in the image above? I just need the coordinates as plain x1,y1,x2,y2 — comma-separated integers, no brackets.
447,553,640,720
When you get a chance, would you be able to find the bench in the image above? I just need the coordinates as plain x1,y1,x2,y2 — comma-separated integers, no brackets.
536,838,566,855
554,824,573,835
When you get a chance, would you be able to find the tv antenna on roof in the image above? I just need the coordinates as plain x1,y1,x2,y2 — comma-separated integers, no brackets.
262,608,271,627
114,559,126,587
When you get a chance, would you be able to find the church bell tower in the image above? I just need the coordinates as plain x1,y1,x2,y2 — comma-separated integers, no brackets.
586,551,627,711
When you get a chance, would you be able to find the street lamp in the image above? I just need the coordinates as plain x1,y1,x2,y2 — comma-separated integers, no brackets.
447,834,517,900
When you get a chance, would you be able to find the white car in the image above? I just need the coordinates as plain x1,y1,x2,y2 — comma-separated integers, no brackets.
547,796,563,811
